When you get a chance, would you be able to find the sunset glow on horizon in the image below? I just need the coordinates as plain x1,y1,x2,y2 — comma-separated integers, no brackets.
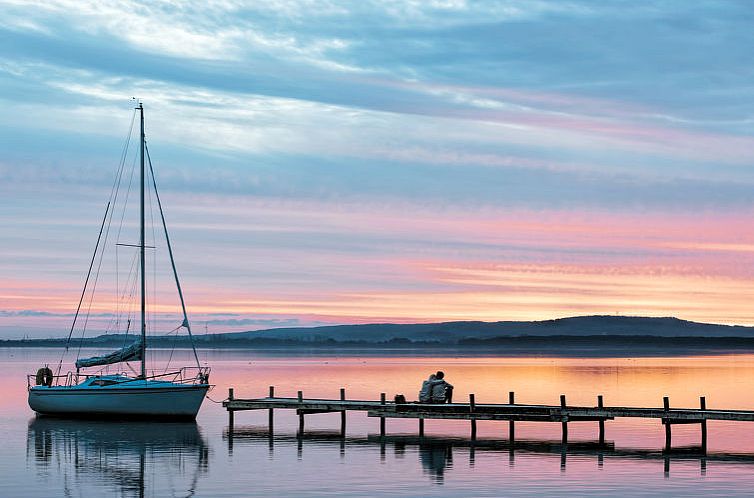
3,1,754,337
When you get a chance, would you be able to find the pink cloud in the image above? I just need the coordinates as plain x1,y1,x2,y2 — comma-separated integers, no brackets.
6,201,754,335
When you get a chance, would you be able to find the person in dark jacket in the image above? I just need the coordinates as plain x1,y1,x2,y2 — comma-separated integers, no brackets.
430,371,453,403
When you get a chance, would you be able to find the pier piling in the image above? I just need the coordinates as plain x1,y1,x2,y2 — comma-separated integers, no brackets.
470,394,477,440
268,386,275,434
298,390,304,437
700,396,707,452
598,395,605,445
663,396,671,452
340,388,347,437
380,393,386,437
508,391,515,442
560,395,568,443
228,387,234,431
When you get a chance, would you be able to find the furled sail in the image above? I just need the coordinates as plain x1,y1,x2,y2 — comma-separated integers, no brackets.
75,340,142,369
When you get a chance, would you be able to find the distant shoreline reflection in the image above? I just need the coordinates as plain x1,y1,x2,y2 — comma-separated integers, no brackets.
27,417,209,497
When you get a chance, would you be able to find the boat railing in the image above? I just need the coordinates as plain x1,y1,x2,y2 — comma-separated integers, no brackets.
142,366,212,385
28,366,211,390
26,371,76,390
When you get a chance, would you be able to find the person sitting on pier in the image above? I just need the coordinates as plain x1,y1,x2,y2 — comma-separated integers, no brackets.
431,371,453,403
419,373,436,403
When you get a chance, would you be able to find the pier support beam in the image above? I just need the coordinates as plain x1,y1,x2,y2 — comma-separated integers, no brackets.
228,388,234,432
663,396,671,452
508,391,515,443
268,386,275,434
598,395,605,445
419,418,425,437
340,388,347,437
380,393,386,437
469,394,477,440
560,395,568,444
298,390,305,437
700,396,707,452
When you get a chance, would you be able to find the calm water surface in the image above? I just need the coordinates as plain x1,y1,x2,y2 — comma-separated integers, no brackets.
3,348,754,497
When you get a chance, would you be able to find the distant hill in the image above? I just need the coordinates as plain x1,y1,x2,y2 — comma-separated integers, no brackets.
4,315,754,348
217,315,754,343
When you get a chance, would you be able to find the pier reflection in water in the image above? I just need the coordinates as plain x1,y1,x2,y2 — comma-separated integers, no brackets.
27,418,209,497
223,425,754,481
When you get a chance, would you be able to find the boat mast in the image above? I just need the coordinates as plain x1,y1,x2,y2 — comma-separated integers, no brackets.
139,102,146,379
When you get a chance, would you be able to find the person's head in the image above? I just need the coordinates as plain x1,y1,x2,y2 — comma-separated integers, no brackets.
435,371,444,380
428,373,436,380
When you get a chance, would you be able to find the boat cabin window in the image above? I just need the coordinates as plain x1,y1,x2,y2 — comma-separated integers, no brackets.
90,379,118,386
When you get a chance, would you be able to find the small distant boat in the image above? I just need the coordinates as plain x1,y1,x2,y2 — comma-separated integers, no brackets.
27,103,211,419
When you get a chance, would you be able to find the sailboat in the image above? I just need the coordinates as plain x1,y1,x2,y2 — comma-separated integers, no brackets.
27,103,211,419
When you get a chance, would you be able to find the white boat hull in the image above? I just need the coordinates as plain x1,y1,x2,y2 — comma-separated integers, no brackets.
29,383,210,419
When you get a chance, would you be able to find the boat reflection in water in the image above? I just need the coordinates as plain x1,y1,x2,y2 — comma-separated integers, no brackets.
27,417,209,497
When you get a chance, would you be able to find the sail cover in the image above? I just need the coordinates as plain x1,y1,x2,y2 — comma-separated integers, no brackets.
76,340,142,369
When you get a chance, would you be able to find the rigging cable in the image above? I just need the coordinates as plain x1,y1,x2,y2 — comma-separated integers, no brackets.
65,107,136,368
114,140,139,335
145,143,202,369
119,251,140,351
73,110,138,366
161,324,183,374
55,201,110,376
147,156,158,357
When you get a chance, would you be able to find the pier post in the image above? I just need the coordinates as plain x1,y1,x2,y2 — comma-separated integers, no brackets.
509,391,515,442
340,388,347,437
228,387,234,431
700,396,707,452
268,386,275,434
419,418,425,437
598,394,605,445
560,395,568,443
298,390,305,437
469,394,477,440
380,393,386,437
663,396,671,452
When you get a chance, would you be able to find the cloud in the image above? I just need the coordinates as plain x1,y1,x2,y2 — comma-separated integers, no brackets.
205,317,301,327
0,310,59,317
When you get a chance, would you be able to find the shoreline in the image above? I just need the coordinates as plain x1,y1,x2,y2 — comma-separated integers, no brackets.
5,341,754,358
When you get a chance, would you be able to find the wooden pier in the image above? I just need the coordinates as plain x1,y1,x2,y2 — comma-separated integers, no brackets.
223,387,754,452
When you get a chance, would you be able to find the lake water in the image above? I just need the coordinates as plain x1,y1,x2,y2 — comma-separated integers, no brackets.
4,348,754,496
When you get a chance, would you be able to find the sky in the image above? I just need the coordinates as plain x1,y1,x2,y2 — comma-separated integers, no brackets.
2,0,754,338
